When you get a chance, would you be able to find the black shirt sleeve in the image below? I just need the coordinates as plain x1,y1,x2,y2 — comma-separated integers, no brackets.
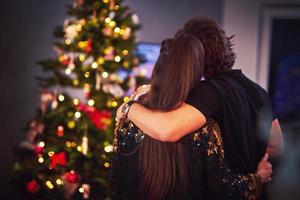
185,81,220,119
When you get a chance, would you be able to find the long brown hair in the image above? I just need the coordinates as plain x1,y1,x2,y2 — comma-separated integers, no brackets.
138,30,205,199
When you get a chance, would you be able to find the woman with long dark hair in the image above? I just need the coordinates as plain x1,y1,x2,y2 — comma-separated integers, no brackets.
111,32,272,200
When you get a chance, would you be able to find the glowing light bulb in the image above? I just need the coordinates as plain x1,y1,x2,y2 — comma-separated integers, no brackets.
58,95,65,102
84,72,90,78
114,56,121,62
65,39,71,45
48,151,54,157
102,72,109,78
79,187,84,193
46,181,54,189
114,27,120,33
66,141,72,148
73,98,79,105
79,54,86,61
56,179,63,185
122,50,128,55
65,68,72,75
77,146,82,152
91,62,98,69
38,141,45,148
38,157,44,163
104,17,111,23
74,111,81,119
88,99,95,106
111,101,118,107
104,145,113,153
109,21,116,27
104,162,110,168
123,96,130,102
76,24,82,32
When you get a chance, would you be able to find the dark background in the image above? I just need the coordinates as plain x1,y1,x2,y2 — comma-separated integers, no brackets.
0,0,223,196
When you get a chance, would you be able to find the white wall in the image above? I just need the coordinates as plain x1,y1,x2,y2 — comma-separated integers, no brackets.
222,0,300,89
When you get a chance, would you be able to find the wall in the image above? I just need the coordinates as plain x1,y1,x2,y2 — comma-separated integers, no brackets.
222,0,300,88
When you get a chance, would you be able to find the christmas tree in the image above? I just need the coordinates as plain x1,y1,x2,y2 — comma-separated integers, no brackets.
11,0,146,199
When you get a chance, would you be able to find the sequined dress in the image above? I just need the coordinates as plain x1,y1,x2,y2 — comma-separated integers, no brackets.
111,119,262,200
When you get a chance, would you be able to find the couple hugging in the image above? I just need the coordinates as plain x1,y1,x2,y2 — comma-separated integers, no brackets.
111,16,283,200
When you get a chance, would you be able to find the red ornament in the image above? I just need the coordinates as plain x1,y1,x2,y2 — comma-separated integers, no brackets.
77,103,112,130
50,152,67,169
84,39,92,53
56,125,64,137
66,171,79,183
60,55,71,65
26,180,40,194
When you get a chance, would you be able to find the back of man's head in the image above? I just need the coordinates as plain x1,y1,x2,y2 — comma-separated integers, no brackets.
183,16,236,78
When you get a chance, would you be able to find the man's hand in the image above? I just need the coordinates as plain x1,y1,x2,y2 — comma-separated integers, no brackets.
256,153,273,183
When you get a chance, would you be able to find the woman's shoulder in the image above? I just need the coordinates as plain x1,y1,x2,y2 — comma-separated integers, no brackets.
113,118,145,156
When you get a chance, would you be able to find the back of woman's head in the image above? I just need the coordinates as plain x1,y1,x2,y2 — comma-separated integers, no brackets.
147,30,205,111
138,31,205,200
183,16,236,78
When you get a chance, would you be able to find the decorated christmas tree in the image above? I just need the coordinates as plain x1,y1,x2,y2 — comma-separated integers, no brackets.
11,0,146,199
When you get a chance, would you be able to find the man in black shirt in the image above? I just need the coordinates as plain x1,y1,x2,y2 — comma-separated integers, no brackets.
117,16,283,189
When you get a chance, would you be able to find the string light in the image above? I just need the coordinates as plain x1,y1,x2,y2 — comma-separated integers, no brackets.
97,57,105,64
65,39,71,45
73,79,79,86
102,72,109,78
104,145,113,153
76,24,82,32
66,141,72,148
88,99,95,106
104,162,110,168
114,56,121,62
114,5,120,10
38,141,45,148
111,101,118,107
68,121,76,129
123,96,130,102
71,141,77,147
77,146,82,152
45,181,54,189
38,157,44,163
123,61,129,68
65,68,72,75
91,62,98,69
48,151,55,157
109,21,116,27
74,111,81,119
79,54,86,61
58,95,65,102
103,0,109,3
114,27,120,33
78,41,87,49
122,50,128,55
84,72,90,78
119,29,125,35
73,98,79,105
79,187,84,193
56,179,63,185
104,17,111,23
